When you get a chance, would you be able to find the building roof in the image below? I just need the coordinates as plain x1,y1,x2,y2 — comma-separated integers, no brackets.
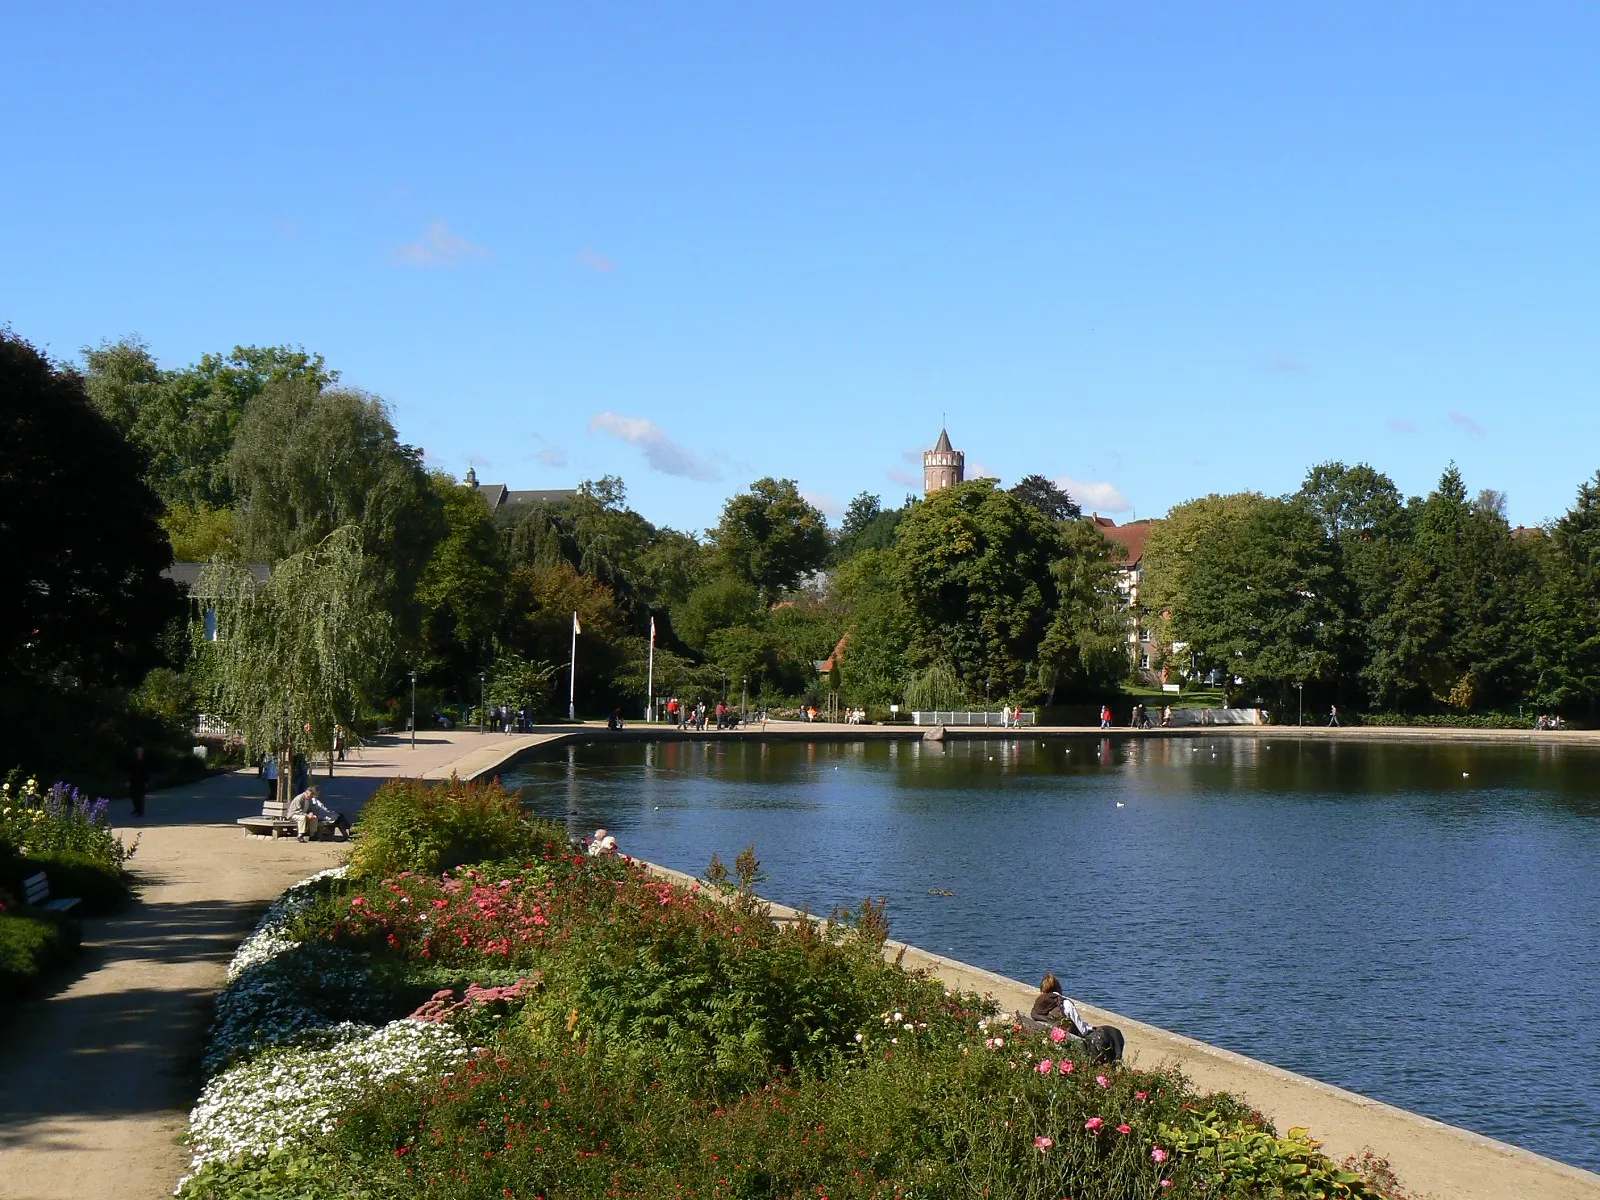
474,483,577,511
504,489,579,507
819,631,850,674
163,561,273,595
1092,514,1156,567
933,428,954,453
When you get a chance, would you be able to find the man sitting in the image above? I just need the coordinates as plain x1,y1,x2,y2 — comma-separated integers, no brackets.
286,784,350,842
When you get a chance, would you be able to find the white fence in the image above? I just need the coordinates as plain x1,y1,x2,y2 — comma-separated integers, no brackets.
195,713,234,738
1163,708,1264,727
911,711,1037,727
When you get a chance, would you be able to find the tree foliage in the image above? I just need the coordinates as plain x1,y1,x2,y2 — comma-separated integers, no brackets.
196,527,391,790
1,331,179,690
711,478,830,600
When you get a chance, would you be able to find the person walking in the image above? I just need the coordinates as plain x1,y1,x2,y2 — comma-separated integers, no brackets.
1328,705,1340,727
1099,704,1112,730
128,746,148,818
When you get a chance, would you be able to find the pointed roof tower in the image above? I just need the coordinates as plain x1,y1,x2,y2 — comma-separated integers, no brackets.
923,427,965,494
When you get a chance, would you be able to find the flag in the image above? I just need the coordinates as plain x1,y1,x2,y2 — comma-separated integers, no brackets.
573,611,582,636
649,616,656,643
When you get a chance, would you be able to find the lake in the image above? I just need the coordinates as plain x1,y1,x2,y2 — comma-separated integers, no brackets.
499,734,1600,1172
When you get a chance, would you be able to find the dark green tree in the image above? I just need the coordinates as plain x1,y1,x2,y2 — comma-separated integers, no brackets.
1009,474,1082,522
1177,498,1346,706
1,332,180,693
710,478,830,600
415,473,508,693
890,480,1065,702
228,378,440,630
84,339,334,511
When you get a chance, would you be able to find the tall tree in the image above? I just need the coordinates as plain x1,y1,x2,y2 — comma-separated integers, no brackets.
1009,474,1082,522
1,331,179,692
197,527,391,798
84,339,334,510
891,480,1066,702
415,473,507,692
1176,498,1346,705
710,477,830,600
228,377,440,626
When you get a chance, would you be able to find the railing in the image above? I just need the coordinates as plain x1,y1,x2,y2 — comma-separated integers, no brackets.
911,711,1037,727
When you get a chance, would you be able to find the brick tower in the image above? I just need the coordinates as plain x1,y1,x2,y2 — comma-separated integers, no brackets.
923,427,965,494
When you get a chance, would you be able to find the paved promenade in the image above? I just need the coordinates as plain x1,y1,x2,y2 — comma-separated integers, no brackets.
0,731,532,1200
0,721,1595,1199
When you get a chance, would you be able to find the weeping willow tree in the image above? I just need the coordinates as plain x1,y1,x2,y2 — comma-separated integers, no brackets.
903,661,965,712
197,526,392,800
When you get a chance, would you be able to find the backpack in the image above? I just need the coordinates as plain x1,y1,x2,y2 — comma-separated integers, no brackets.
1082,1025,1125,1064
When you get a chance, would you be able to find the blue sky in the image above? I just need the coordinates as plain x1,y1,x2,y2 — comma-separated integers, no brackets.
5,4,1598,531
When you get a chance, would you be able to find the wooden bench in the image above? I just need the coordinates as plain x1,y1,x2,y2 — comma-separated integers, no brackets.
24,871,81,915
238,799,297,838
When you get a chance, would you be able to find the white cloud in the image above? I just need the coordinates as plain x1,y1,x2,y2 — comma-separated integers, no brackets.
1056,475,1131,513
802,490,843,519
394,219,491,267
1387,417,1418,434
536,447,568,468
588,413,721,482
968,461,997,480
887,468,920,488
1449,410,1487,437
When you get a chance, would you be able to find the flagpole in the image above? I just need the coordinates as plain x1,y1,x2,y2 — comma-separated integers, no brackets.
569,610,578,721
646,616,656,723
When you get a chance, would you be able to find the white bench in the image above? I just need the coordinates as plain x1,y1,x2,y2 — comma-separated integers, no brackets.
23,871,81,914
238,799,297,838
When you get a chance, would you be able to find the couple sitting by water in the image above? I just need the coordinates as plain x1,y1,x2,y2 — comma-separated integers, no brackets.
1028,973,1125,1064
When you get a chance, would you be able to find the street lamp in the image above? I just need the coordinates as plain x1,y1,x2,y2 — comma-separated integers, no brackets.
409,670,417,749
741,676,748,719
479,671,487,734
1294,680,1304,727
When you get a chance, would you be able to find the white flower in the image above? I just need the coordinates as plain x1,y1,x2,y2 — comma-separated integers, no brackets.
854,1032,863,1043
893,1011,903,1021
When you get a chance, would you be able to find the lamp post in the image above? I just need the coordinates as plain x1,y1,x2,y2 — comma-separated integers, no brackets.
741,676,748,720
478,671,486,734
409,670,417,749
1295,680,1304,727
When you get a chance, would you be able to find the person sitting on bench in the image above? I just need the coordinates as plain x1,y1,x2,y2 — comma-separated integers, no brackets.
1031,973,1125,1063
286,785,350,842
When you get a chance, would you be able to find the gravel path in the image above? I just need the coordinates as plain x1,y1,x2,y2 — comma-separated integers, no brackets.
0,731,538,1200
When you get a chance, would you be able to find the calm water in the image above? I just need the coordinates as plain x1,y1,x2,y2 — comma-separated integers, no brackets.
500,736,1600,1171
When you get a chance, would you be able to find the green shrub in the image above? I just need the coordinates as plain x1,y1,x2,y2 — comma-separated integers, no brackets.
0,910,79,999
0,849,130,916
1359,713,1533,729
347,775,562,879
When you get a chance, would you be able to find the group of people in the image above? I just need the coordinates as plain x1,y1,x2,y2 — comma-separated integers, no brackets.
662,697,742,730
844,707,869,724
1099,703,1173,729
1535,713,1566,730
491,705,535,733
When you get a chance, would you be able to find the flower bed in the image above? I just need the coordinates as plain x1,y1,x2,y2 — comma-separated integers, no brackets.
179,780,1410,1200
0,776,136,919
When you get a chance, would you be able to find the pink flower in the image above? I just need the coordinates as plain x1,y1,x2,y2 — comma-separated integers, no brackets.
1033,1136,1053,1152
1160,1182,1172,1191
1116,1124,1132,1135
1049,1026,1068,1043
1151,1147,1168,1164
1059,1060,1074,1074
1135,1091,1148,1101
1095,1074,1109,1088
1083,1117,1104,1132
1036,1059,1053,1074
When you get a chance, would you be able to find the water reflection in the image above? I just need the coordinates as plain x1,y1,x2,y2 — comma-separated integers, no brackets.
500,736,1600,1171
